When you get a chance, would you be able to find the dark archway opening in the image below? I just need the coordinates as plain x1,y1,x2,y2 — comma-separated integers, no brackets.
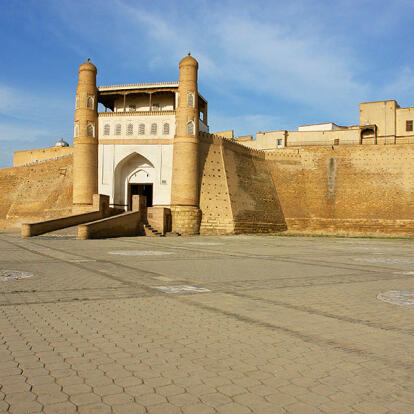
128,184,153,210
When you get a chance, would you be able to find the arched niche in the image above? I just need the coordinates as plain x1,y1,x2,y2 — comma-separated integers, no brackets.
113,152,155,209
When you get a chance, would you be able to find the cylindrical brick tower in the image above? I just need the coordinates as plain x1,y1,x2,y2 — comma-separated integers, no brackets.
73,59,98,212
170,53,201,234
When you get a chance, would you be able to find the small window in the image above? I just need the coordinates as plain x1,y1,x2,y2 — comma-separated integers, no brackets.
74,123,79,138
128,104,136,112
163,123,170,135
115,124,121,135
187,93,194,107
151,123,157,135
407,120,413,132
152,103,160,111
87,123,94,137
87,96,94,109
75,96,79,109
186,121,194,135
127,123,133,135
139,124,145,135
103,124,110,136
277,138,283,148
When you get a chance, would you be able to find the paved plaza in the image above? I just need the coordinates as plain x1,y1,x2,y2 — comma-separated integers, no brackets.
0,231,413,413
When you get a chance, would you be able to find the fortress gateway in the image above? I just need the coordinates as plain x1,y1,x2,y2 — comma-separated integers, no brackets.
2,54,414,237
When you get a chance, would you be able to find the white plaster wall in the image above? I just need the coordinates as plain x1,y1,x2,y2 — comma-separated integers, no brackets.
298,123,340,131
98,114,176,138
98,143,173,208
114,94,175,112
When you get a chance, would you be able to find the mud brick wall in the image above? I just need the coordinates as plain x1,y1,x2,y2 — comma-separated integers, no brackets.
267,145,414,236
0,155,73,229
198,134,234,234
198,133,286,234
14,147,73,167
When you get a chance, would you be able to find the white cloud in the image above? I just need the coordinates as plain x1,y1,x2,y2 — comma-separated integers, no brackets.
104,1,368,122
0,84,72,122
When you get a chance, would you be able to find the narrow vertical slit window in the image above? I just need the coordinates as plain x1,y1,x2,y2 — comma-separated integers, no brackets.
115,124,121,135
406,120,413,132
187,93,194,107
163,123,169,135
139,124,145,135
103,124,110,136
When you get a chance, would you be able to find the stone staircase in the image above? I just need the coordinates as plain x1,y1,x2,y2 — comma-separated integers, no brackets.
143,223,164,237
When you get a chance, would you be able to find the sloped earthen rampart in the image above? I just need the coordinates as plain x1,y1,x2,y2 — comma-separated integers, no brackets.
198,132,286,234
0,155,73,229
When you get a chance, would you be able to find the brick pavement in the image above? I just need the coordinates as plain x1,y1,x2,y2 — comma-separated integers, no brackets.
0,231,413,413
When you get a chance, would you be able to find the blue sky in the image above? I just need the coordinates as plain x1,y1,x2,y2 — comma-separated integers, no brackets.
0,0,413,167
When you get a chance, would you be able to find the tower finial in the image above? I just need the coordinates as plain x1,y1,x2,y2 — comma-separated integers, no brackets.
188,51,191,56
87,57,90,62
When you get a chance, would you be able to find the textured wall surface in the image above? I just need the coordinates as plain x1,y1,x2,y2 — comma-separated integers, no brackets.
267,145,414,235
2,138,414,236
0,155,73,229
14,147,73,167
199,133,286,234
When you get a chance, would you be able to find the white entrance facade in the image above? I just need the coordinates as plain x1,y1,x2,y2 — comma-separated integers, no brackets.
98,143,174,209
95,81,208,210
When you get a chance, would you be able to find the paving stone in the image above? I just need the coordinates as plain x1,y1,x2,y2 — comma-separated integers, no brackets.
156,384,185,396
93,384,123,396
112,402,146,414
5,392,37,404
1,234,414,414
218,402,253,414
134,392,167,406
146,403,182,413
42,401,77,414
181,403,217,414
124,384,154,397
62,384,91,395
8,400,43,413
77,403,112,414
102,393,134,405
217,384,246,397
113,376,143,388
69,392,101,406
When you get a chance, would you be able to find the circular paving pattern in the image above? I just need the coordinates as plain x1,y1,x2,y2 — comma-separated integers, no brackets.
0,270,34,282
108,250,173,256
377,290,414,308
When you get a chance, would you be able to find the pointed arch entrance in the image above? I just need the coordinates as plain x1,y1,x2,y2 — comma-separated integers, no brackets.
113,152,155,210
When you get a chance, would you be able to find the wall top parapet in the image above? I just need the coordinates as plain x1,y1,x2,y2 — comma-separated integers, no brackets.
98,82,178,92
98,110,176,117
12,154,73,169
198,131,267,158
